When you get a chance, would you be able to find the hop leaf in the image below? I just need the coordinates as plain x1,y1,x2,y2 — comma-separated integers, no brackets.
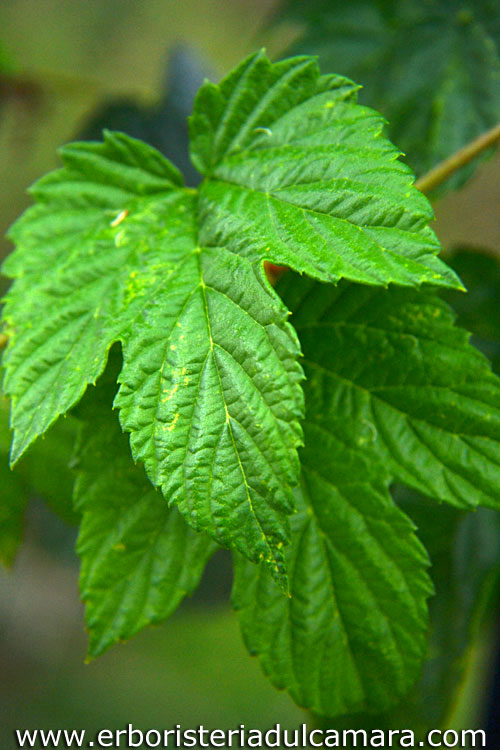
1,53,461,587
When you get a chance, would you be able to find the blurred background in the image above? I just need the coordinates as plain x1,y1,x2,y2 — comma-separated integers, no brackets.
0,0,499,745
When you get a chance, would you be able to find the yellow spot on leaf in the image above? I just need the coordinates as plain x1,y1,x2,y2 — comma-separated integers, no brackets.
254,126,272,136
110,209,128,227
162,382,179,402
168,413,180,431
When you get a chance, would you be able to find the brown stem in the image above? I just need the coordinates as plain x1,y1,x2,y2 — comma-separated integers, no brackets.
415,122,500,195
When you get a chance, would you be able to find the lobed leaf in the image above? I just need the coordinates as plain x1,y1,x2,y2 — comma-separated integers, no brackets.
2,130,303,583
1,49,497,713
191,51,460,288
114,230,304,586
2,131,184,463
2,52,464,586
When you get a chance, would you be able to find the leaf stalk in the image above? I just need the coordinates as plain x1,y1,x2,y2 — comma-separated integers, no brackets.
416,122,500,195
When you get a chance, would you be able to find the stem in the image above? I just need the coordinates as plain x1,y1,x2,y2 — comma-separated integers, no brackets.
415,122,500,195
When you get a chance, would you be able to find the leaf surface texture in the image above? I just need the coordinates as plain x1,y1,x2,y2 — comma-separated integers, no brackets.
75,374,216,657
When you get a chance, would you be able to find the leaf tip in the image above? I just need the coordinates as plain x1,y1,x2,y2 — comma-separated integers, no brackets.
270,562,289,596
9,435,28,468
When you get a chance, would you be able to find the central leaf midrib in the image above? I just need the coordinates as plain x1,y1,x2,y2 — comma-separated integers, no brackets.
194,249,282,569
298,472,370,707
301,465,418,693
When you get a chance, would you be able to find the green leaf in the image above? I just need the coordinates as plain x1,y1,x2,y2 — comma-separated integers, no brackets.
74,371,217,658
114,233,304,586
2,130,183,463
191,51,460,288
390,488,500,731
279,273,500,510
234,269,500,717
278,0,500,191
233,414,432,716
2,130,304,584
1,52,463,582
444,249,500,373
332,491,500,734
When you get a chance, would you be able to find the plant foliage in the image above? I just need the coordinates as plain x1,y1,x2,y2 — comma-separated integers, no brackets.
276,0,500,191
2,50,500,718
